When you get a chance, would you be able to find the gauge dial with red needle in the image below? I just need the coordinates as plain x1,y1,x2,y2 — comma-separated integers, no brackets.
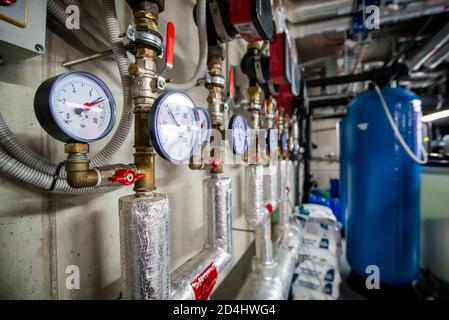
196,107,211,146
34,72,116,143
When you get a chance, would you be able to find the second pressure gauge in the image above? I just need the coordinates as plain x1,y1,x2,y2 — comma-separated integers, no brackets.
196,107,212,146
149,92,199,163
266,128,278,154
34,72,116,143
280,131,288,153
229,114,249,155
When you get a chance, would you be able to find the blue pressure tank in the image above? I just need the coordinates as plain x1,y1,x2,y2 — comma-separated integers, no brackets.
342,87,422,285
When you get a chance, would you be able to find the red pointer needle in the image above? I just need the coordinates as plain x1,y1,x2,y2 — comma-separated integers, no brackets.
82,98,105,111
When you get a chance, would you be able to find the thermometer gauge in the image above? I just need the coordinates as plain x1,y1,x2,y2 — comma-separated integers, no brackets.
280,131,288,153
149,92,199,163
228,114,249,155
266,128,278,154
34,72,116,143
196,107,212,146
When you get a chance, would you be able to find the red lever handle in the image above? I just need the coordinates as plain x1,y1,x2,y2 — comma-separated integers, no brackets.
228,67,235,98
108,169,144,186
166,21,175,68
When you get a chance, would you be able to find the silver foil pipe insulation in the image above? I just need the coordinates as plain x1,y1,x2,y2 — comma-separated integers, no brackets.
245,165,267,226
119,177,232,300
238,160,302,300
263,165,278,210
255,214,273,265
170,176,232,300
119,193,171,300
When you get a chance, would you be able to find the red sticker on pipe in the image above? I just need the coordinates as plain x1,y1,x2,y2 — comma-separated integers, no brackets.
191,263,218,300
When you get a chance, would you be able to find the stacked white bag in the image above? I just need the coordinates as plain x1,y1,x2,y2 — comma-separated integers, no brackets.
292,204,342,300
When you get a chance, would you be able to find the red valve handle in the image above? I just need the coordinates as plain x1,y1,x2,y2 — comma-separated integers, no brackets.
108,169,144,186
166,21,175,68
228,67,235,98
209,159,222,169
0,0,17,5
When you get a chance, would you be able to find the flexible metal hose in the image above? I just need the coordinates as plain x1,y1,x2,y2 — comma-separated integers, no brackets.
0,149,117,194
94,0,134,167
0,0,134,177
47,0,109,52
61,0,110,50
164,0,207,91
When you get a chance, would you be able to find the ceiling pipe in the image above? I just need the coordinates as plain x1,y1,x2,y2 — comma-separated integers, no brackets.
407,21,449,71
285,0,353,24
423,41,449,70
288,0,449,38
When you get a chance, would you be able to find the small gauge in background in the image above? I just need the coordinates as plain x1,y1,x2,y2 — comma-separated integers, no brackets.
229,113,249,155
280,131,288,154
196,107,212,146
266,128,278,155
34,72,116,143
149,92,199,164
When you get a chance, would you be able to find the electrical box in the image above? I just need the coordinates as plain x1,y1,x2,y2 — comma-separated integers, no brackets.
0,0,47,63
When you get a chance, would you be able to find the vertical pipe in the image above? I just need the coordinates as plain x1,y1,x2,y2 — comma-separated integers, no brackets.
302,113,312,203
119,193,170,299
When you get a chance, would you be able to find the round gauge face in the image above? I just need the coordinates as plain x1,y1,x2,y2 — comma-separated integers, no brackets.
43,72,116,143
280,131,288,153
266,128,278,154
196,107,211,146
150,92,199,163
228,114,249,155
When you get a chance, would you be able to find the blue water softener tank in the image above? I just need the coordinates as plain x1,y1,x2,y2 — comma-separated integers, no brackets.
342,87,422,285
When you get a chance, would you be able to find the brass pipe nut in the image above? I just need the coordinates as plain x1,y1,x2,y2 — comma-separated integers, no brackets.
64,143,89,154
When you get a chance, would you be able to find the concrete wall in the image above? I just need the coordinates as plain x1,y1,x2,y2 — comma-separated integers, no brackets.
0,0,254,299
311,118,340,189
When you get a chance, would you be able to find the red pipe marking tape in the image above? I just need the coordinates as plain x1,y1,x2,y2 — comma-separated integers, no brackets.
191,263,218,300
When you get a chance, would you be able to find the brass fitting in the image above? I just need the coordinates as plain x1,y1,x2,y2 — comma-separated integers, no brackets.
134,10,158,31
129,6,160,193
205,47,225,174
248,86,263,106
247,41,260,50
64,143,100,188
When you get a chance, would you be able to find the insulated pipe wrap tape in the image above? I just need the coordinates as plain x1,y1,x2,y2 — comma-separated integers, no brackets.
119,193,170,300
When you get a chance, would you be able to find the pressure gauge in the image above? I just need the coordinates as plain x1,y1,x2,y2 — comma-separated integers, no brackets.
280,131,288,153
228,114,249,155
196,107,212,146
149,92,199,163
266,128,278,154
34,72,116,143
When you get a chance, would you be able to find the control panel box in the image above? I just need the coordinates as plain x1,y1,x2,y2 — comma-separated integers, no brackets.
0,0,46,63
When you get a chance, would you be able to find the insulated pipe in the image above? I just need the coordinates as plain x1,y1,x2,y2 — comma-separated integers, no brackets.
164,0,207,91
278,160,289,230
119,193,171,299
170,177,232,300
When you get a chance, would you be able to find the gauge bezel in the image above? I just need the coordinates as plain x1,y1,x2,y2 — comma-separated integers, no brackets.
196,107,212,146
34,71,117,143
149,92,199,163
266,128,279,154
280,131,288,153
228,113,249,155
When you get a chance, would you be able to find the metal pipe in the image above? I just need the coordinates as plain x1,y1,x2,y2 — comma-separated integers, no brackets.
170,176,232,300
423,41,449,70
408,21,449,71
302,113,312,203
288,0,449,38
62,50,114,68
